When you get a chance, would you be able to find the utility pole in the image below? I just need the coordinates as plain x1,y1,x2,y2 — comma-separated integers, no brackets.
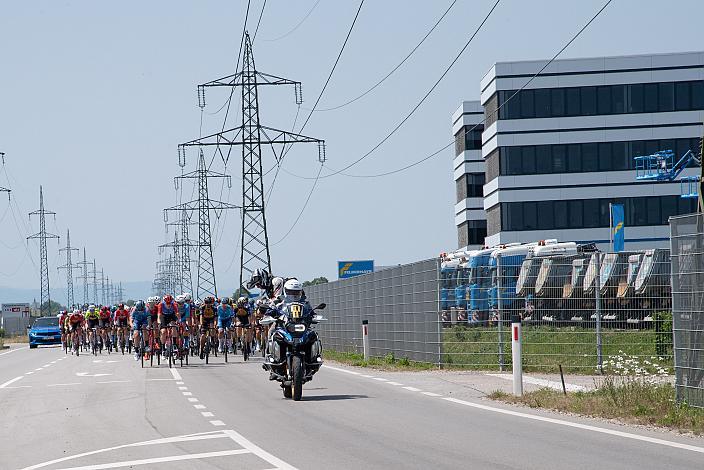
28,186,60,316
76,248,91,306
183,32,325,290
57,228,79,309
90,259,99,305
164,150,239,301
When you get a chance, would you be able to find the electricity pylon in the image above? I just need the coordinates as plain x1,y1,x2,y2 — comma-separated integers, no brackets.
100,269,107,306
164,150,238,301
28,186,59,315
76,248,91,306
165,208,197,295
90,259,99,305
181,31,326,290
116,282,124,303
57,229,79,308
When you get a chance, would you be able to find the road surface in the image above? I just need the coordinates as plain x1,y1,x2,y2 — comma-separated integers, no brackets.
1,343,702,469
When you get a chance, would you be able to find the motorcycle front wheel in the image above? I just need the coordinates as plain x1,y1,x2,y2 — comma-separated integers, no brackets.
292,355,303,401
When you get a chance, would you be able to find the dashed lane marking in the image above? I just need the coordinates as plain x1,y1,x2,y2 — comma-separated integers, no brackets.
422,392,443,397
201,412,214,417
182,391,193,396
187,398,199,403
386,381,404,386
209,420,226,427
194,404,206,410
96,380,130,384
47,383,81,387
178,386,188,390
372,377,388,382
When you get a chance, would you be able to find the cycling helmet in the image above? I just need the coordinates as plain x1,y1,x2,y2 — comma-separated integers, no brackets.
204,296,215,304
221,297,231,306
163,294,173,303
183,293,192,302
118,303,124,309
101,306,110,313
73,308,81,314
135,300,146,311
88,304,96,311
283,279,303,301
175,294,185,304
236,296,248,307
58,310,67,315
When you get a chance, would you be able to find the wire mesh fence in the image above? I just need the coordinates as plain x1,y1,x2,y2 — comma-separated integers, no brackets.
307,244,673,374
670,213,704,408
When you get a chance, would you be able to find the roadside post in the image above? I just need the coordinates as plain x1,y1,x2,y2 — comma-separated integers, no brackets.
511,314,523,396
497,253,505,372
595,252,603,373
362,320,370,361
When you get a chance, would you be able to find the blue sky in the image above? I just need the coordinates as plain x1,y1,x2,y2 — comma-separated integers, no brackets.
0,0,703,298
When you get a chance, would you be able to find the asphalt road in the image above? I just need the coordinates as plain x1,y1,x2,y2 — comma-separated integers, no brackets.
1,343,703,470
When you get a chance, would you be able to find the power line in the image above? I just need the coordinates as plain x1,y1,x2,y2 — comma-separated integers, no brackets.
261,0,321,42
314,0,457,112
336,0,614,179
272,162,323,246
252,0,267,41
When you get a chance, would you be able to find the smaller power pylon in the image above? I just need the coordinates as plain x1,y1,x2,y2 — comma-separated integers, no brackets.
90,259,99,305
28,186,59,316
57,228,79,309
76,248,91,306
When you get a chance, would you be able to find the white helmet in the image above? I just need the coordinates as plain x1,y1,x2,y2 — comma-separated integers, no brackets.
183,293,192,302
88,304,96,311
175,294,186,304
283,278,303,300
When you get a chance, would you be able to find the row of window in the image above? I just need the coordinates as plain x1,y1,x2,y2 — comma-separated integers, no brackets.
458,220,487,247
454,125,484,155
495,80,704,120
497,137,701,176
501,196,696,232
456,173,486,202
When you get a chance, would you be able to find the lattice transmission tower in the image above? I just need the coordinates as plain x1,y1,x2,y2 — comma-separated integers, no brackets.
90,259,99,305
28,186,59,315
164,150,238,301
76,248,91,305
181,31,326,290
57,229,79,309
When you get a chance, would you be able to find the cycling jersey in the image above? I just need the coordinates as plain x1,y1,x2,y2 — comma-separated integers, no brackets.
85,309,100,320
217,304,234,320
131,308,149,323
200,304,216,319
114,308,130,321
177,302,190,322
59,314,68,330
68,313,84,324
99,309,111,320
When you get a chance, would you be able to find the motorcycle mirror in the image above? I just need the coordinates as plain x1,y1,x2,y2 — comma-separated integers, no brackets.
259,316,276,326
313,315,327,322
315,303,326,310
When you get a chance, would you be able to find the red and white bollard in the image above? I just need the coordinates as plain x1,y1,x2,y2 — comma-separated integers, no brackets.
362,320,370,361
511,316,523,396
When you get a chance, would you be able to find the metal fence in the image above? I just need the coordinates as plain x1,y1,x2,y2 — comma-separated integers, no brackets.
0,315,30,336
670,213,704,408
307,248,673,373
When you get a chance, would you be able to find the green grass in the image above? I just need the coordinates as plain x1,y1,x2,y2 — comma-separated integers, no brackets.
490,381,704,435
442,325,672,373
323,350,436,371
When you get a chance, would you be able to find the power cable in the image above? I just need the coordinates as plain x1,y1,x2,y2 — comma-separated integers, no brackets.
314,0,457,112
271,163,323,246
261,0,321,42
253,0,267,41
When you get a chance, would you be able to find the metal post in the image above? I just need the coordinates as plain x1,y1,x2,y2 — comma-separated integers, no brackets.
436,258,443,368
497,253,505,372
511,315,523,396
595,252,603,372
362,319,370,361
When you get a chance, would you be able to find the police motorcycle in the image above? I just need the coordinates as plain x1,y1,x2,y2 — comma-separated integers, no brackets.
259,280,327,401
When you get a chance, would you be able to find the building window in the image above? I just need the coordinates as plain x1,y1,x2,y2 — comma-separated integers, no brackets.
501,196,696,231
495,80,704,120
458,220,487,247
466,173,485,197
498,137,699,176
454,124,484,155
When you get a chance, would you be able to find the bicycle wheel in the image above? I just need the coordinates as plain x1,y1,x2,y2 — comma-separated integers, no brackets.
150,332,155,367
140,333,145,369
224,331,228,363
167,335,173,369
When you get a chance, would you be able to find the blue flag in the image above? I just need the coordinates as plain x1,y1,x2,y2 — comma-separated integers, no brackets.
612,204,625,252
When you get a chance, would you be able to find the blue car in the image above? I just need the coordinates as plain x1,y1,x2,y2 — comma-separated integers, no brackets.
28,316,62,349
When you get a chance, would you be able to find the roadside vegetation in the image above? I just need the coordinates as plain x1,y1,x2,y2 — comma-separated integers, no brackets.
490,353,703,435
324,350,435,371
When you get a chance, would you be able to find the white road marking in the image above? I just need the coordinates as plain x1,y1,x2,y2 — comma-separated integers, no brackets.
372,377,388,382
0,346,27,356
50,361,57,364
176,381,184,385
26,371,34,375
146,378,173,381
97,380,130,384
187,398,199,402
486,373,589,392
3,385,32,389
20,430,232,470
43,364,51,367
182,391,193,396
386,381,404,386
402,386,422,392
178,386,188,390
170,368,182,380
360,374,374,378
48,383,81,387
224,429,298,470
324,365,361,375
209,420,225,426
34,368,42,371
194,404,206,409
422,392,443,397
443,397,704,454
201,412,214,417
76,372,111,377
0,376,24,388
92,360,119,363
49,449,250,470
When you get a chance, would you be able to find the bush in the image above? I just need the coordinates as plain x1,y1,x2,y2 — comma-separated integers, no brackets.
0,327,5,338
654,311,673,357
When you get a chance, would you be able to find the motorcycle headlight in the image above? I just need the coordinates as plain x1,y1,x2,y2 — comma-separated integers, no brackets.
287,323,306,334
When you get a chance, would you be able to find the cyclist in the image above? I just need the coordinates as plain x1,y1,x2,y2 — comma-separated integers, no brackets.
58,310,69,349
67,308,85,353
175,294,191,353
84,305,100,349
217,297,235,353
98,306,112,350
130,300,149,360
199,296,217,359
234,296,252,355
146,296,160,328
114,303,130,351
158,294,179,356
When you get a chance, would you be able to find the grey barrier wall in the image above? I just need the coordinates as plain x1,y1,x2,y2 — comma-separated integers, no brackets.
670,213,704,408
305,259,441,364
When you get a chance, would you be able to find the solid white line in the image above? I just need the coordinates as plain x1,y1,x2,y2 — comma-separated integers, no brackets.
145,378,173,381
0,376,24,388
209,420,225,426
51,449,249,470
48,383,81,387
323,365,361,375
201,412,214,417
187,398,199,402
402,386,422,392
3,385,32,389
224,429,298,470
97,380,130,384
20,431,231,470
421,392,442,397
170,368,182,380
386,381,404,386
194,404,206,409
182,391,193,396
360,374,374,378
486,373,588,392
372,377,388,382
25,371,34,375
0,346,26,357
443,397,704,454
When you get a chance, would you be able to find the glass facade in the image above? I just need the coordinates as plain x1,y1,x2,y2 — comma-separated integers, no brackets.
458,219,487,247
501,195,696,231
498,137,701,176
496,80,704,120
454,124,484,155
